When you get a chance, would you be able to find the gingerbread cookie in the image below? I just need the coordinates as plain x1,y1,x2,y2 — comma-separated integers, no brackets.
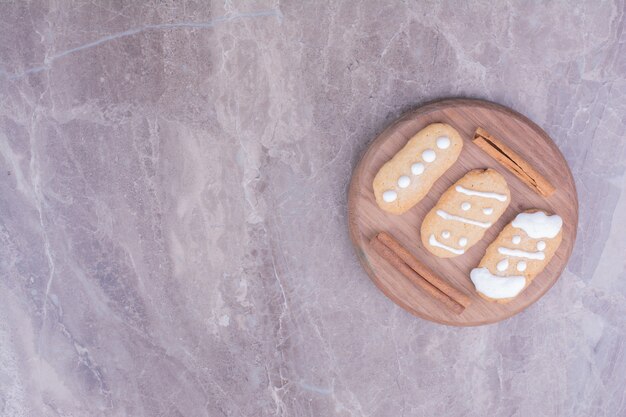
470,210,563,303
373,123,463,214
420,169,511,258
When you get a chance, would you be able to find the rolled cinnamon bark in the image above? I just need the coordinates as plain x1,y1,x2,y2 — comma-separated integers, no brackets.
473,127,556,197
377,232,471,308
369,235,465,314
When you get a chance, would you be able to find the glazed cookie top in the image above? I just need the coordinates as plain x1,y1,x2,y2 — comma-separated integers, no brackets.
372,123,463,214
420,168,511,258
471,210,563,302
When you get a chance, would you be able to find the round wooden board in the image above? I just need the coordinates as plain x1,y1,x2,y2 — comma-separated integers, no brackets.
348,99,578,326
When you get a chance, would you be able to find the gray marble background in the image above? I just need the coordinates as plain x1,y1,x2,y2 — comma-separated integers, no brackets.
1,1,625,416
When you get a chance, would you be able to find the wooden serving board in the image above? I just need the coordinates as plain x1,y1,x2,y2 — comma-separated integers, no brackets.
348,99,578,326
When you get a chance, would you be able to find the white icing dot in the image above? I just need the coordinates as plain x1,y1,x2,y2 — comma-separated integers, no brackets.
397,175,410,188
441,230,451,239
517,261,527,272
482,207,494,215
461,202,471,211
512,235,521,245
382,190,397,203
422,149,436,163
497,258,509,272
536,241,546,251
458,237,468,247
411,162,425,175
436,136,450,149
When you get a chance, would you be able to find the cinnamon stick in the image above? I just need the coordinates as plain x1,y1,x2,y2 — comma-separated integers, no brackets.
377,232,472,308
473,127,556,197
369,235,465,314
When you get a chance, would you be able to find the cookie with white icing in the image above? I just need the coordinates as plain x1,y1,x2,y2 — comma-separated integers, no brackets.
420,169,511,258
373,123,463,214
470,210,563,303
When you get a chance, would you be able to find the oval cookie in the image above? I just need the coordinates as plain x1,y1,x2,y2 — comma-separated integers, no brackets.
373,123,463,215
420,169,511,258
470,210,563,303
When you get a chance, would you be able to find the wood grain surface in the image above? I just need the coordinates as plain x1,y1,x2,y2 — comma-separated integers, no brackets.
347,99,578,326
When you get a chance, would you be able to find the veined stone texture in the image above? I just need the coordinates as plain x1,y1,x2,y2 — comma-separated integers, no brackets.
0,1,624,416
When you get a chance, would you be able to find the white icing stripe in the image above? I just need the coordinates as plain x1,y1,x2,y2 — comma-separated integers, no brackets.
436,210,492,228
498,247,545,260
470,268,526,299
455,185,508,202
429,234,465,255
512,211,562,239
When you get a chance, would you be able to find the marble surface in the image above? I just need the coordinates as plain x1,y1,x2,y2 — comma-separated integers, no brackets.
1,1,625,416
